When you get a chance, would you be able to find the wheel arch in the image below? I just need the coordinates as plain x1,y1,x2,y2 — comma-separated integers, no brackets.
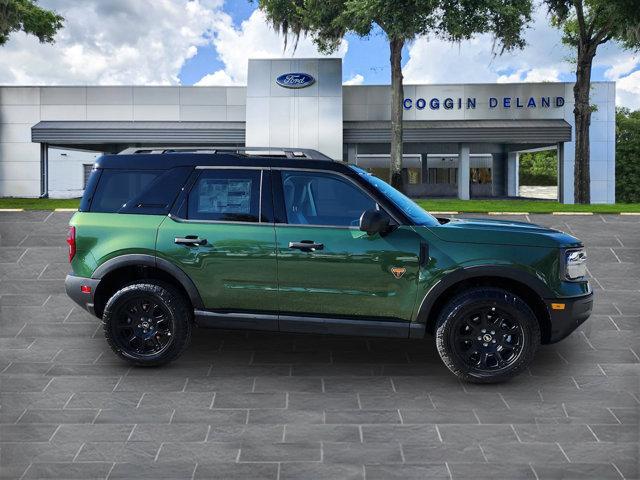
417,266,553,344
92,254,204,317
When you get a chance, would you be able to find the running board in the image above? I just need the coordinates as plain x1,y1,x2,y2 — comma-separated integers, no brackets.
193,310,425,339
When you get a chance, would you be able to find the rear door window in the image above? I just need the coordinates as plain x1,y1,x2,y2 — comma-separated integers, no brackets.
187,169,262,222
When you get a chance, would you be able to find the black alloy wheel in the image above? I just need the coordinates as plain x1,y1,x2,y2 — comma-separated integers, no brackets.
435,287,540,383
112,295,174,357
102,281,192,366
450,305,524,372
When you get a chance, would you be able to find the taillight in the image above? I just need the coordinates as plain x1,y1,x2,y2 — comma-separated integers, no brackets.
67,226,76,262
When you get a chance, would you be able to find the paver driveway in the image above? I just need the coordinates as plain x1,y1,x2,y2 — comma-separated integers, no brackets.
0,211,638,480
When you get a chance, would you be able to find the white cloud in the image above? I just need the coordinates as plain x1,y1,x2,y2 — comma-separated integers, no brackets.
402,8,639,108
616,70,640,110
0,0,224,85
343,73,364,85
604,54,639,81
196,9,348,86
195,70,237,86
497,67,561,83
403,10,571,85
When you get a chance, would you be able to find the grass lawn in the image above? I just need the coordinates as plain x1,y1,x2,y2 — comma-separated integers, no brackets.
0,198,80,210
1,197,639,213
413,199,640,214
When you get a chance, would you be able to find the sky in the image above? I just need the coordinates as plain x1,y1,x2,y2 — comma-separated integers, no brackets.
0,0,638,108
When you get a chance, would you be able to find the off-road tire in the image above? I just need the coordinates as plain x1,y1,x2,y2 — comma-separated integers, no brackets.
435,287,540,383
102,280,192,366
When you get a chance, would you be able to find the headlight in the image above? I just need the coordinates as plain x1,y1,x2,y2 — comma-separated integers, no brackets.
565,248,587,280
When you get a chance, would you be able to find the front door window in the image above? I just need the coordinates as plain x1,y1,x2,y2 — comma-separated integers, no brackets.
281,171,376,227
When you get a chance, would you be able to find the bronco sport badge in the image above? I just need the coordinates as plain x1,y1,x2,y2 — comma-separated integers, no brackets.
391,267,406,279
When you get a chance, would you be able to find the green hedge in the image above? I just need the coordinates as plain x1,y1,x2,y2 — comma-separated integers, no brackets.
616,108,640,203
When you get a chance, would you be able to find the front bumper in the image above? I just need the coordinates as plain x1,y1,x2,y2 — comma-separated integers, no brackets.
65,274,101,317
545,292,593,343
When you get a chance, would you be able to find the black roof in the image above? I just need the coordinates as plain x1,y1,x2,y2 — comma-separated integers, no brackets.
95,152,352,173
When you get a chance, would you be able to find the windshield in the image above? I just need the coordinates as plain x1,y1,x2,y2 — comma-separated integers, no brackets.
350,166,439,227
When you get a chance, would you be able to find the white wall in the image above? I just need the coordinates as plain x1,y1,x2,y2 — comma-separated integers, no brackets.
48,148,102,198
0,85,246,197
245,58,343,160
0,87,41,196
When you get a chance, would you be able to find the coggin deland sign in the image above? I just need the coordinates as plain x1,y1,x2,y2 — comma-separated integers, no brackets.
275,70,566,111
403,95,565,110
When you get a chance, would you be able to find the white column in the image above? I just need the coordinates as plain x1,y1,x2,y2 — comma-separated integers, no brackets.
457,143,470,200
558,142,569,204
507,151,519,197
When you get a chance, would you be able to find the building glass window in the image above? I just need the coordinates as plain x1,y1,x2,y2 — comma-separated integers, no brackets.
428,168,458,185
471,168,492,184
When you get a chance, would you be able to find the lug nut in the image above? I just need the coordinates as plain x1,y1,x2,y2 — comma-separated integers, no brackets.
491,331,495,335
483,343,488,347
492,339,496,343
477,336,482,340
481,329,486,333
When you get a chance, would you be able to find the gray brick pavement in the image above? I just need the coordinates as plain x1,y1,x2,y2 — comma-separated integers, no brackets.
0,212,638,479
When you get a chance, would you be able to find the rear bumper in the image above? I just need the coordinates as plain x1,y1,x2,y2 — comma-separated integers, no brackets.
545,292,593,344
65,274,101,317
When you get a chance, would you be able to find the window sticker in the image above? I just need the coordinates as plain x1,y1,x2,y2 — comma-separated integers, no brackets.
197,178,252,214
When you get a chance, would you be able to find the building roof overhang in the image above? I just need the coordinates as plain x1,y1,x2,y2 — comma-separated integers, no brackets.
344,119,572,144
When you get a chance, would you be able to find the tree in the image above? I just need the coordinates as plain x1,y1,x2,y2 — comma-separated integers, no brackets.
519,150,558,186
258,0,532,191
0,0,64,46
544,0,640,204
615,107,640,203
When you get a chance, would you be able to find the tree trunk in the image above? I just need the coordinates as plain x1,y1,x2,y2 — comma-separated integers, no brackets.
389,37,404,191
573,47,595,204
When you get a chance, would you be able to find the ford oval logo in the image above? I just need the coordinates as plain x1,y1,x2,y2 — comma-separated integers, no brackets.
275,72,315,89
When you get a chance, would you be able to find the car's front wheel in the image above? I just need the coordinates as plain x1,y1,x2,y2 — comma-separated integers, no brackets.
102,281,192,366
435,287,540,383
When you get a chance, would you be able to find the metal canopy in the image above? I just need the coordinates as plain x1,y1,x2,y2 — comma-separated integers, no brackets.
31,121,246,145
343,119,572,144
32,119,571,147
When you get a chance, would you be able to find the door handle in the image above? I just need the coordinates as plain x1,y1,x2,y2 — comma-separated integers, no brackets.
175,235,208,246
288,240,324,252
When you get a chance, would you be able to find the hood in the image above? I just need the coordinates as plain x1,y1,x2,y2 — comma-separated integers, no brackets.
426,217,582,248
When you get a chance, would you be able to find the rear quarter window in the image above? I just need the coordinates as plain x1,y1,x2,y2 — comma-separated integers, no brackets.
90,170,162,213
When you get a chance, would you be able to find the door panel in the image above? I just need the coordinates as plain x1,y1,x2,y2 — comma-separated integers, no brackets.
275,225,421,320
157,168,278,313
157,219,278,311
274,169,421,321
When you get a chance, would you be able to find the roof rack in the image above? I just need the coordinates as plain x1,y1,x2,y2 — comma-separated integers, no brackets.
117,146,333,161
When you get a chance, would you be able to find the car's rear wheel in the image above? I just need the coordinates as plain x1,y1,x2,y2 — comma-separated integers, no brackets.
102,281,192,366
435,287,540,383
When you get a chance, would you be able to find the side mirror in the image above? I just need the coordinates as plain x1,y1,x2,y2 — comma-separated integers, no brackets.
359,210,391,236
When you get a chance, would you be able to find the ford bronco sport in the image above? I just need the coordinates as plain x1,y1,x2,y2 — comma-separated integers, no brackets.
65,147,592,383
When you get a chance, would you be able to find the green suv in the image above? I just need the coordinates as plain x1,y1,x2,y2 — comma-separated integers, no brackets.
65,148,592,383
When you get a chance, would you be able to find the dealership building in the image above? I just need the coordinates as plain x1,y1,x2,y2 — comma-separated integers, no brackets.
0,58,616,203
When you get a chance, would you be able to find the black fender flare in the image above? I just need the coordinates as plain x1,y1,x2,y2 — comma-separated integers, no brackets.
415,265,553,329
92,254,204,309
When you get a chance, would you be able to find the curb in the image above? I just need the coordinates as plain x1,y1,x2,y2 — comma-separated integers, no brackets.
620,212,640,216
0,208,24,212
552,212,594,215
488,212,529,215
54,208,78,212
